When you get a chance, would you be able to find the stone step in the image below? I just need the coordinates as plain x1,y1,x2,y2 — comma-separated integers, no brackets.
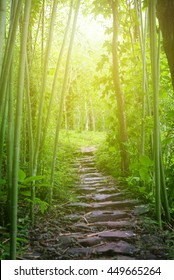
77,230,136,247
88,220,132,229
76,193,124,202
92,241,136,256
85,210,130,222
78,156,95,162
75,186,97,193
82,177,109,183
68,200,137,212
79,168,97,174
98,230,136,240
96,187,119,193
80,172,103,178
81,146,96,154
81,162,96,167
66,240,136,258
67,202,91,210
92,200,138,210
93,193,124,201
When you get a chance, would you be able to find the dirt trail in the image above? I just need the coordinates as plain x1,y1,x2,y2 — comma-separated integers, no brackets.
21,147,170,260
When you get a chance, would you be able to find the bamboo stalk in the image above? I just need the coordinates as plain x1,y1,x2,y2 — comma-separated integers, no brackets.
50,0,81,203
10,0,32,260
148,0,161,228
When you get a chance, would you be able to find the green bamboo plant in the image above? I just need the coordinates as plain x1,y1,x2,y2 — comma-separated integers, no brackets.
25,57,35,225
149,0,161,227
0,0,6,75
10,0,32,260
111,0,129,174
134,0,149,155
27,0,58,224
148,0,170,227
0,1,23,187
33,0,58,176
50,0,81,203
40,0,74,151
0,0,23,116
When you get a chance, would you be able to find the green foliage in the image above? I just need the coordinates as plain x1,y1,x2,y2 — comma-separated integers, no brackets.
95,139,121,177
130,155,153,183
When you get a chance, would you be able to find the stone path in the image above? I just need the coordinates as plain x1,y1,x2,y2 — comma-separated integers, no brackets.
22,147,170,260
54,148,168,260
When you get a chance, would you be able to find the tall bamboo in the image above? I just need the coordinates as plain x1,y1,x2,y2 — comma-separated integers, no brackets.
10,0,32,260
0,0,23,116
33,0,58,176
40,0,73,151
6,0,17,224
25,57,34,225
148,0,161,228
0,0,6,75
111,0,129,174
50,0,81,203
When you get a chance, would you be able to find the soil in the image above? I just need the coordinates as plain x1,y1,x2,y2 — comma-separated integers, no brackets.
20,147,174,260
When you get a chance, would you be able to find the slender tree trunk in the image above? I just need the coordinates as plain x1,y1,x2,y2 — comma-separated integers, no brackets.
149,0,162,228
41,0,73,149
33,0,58,175
25,57,35,225
0,0,6,75
10,0,31,260
111,0,129,174
90,98,96,131
0,0,23,115
85,97,89,131
50,0,81,203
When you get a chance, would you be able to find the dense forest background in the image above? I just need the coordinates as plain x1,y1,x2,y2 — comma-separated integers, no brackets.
0,0,174,259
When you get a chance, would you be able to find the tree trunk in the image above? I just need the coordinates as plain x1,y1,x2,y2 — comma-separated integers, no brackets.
111,0,129,174
10,0,31,260
0,0,6,75
157,0,174,91
50,0,81,203
149,0,162,228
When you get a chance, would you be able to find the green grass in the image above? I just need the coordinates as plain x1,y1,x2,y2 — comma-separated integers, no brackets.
59,130,106,149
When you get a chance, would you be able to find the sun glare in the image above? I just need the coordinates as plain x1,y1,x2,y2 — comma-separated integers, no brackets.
77,14,108,45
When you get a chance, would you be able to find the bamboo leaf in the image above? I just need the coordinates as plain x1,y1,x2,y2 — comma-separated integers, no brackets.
139,155,153,167
20,191,31,197
23,175,44,184
18,169,26,182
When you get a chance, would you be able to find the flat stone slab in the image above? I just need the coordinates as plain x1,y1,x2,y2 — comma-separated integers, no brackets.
95,187,117,193
76,186,96,192
92,200,137,210
98,230,136,240
89,220,131,229
81,146,96,153
76,193,124,202
85,210,129,222
92,241,136,256
83,176,108,181
79,168,97,173
93,193,124,201
78,156,94,161
81,173,103,178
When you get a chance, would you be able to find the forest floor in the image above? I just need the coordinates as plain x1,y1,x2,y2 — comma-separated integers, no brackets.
20,147,174,260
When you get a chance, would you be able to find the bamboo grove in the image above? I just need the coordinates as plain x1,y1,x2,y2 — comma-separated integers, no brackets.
0,0,174,259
